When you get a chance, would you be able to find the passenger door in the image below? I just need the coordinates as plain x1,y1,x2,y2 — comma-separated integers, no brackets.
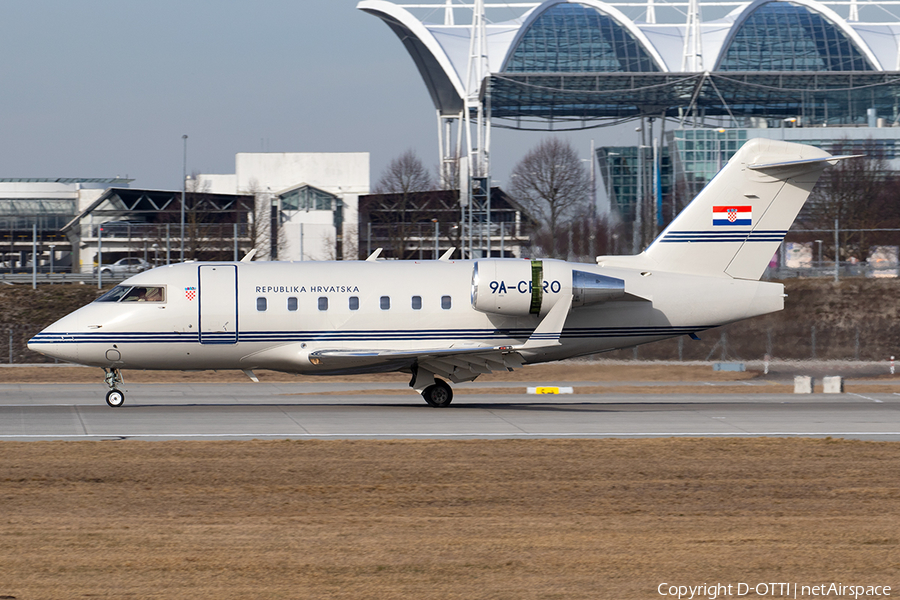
198,265,238,344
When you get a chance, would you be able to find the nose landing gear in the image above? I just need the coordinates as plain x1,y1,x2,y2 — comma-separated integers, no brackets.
104,368,125,407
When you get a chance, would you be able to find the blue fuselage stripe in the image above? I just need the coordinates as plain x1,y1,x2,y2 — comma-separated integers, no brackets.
29,326,708,345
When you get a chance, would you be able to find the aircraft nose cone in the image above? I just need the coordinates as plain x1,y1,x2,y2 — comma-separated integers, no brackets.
28,330,77,363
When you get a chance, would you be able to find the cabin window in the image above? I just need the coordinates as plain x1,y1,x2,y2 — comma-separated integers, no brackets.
287,297,298,311
380,296,391,310
318,297,328,311
349,296,359,310
411,296,422,310
257,297,267,311
441,295,452,310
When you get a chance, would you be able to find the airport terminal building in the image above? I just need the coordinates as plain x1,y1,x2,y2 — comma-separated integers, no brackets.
362,0,900,251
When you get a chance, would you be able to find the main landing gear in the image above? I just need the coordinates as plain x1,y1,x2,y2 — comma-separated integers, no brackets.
411,365,454,407
104,368,125,407
421,379,453,408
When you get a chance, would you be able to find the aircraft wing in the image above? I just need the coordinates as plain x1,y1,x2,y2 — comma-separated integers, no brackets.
308,294,574,383
309,344,526,382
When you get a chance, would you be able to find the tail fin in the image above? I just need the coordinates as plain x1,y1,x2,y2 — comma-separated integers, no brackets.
644,138,848,280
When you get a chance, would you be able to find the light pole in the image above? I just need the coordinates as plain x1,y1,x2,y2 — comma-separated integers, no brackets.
97,225,103,290
583,140,598,258
181,134,187,262
633,127,642,255
432,219,439,259
715,128,726,173
605,152,619,200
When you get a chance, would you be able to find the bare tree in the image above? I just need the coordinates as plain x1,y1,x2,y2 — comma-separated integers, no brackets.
241,178,286,261
368,150,439,259
509,138,592,258
342,223,359,260
374,149,435,194
319,224,359,261
183,175,215,260
802,140,900,259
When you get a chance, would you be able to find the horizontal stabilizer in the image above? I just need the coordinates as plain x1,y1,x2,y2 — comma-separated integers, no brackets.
748,154,862,170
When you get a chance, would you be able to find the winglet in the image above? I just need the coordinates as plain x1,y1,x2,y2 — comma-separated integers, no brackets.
365,248,383,262
240,249,257,263
242,369,259,383
518,294,572,350
439,247,455,261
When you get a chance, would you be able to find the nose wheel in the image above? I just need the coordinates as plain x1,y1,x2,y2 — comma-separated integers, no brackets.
106,389,125,407
103,368,125,407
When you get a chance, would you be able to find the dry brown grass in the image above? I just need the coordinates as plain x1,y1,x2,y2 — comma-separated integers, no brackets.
0,362,761,385
1,438,899,599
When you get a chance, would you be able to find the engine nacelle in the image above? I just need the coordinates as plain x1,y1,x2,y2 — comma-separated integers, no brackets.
472,259,626,317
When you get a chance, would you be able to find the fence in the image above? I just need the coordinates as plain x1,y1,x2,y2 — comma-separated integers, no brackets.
6,320,898,365
608,321,900,363
3,324,51,365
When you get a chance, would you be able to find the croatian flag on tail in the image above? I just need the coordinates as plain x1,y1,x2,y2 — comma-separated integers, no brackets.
713,205,752,226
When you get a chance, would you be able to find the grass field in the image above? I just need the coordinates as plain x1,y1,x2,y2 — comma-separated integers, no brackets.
2,438,899,599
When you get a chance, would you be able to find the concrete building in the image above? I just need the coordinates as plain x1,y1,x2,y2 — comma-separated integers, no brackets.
195,152,370,261
0,178,131,272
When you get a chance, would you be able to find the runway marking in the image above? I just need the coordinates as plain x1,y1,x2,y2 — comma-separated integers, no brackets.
850,392,883,403
3,432,900,440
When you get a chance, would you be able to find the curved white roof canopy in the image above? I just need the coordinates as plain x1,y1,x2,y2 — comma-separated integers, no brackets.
500,0,669,73
712,0,882,70
359,0,467,115
358,0,897,120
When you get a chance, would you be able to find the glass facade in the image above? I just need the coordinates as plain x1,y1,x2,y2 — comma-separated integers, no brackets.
0,198,77,230
280,185,337,212
669,129,749,204
666,129,900,216
671,129,747,197
487,1,899,125
719,2,873,71
598,146,671,223
505,3,659,73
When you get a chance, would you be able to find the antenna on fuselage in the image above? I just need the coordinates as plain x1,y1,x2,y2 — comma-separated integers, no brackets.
365,248,383,262
439,247,456,261
240,249,257,263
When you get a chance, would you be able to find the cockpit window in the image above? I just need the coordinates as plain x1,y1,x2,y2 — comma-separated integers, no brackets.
96,286,132,302
96,285,166,303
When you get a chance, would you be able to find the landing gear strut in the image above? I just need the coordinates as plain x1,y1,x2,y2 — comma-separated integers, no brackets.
104,368,125,407
421,378,453,408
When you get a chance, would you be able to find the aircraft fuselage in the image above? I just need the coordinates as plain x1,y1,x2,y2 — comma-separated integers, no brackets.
29,257,782,374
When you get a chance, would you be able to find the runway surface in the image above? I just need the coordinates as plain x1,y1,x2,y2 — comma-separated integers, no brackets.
2,381,899,441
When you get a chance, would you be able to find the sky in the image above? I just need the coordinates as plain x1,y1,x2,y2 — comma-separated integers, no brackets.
0,0,624,195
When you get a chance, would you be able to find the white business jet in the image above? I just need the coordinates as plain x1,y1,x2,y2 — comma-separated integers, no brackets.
29,139,850,407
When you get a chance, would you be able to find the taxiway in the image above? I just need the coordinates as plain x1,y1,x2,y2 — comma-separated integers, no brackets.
1,381,898,441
